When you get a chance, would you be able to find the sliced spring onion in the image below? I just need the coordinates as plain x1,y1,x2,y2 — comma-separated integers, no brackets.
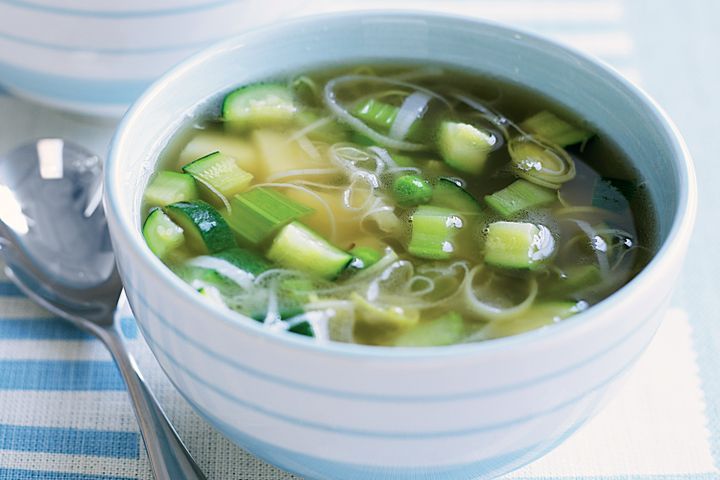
461,265,538,321
182,151,254,202
519,110,593,147
142,208,185,259
484,221,555,269
144,171,198,208
227,187,314,245
408,205,464,260
389,91,432,140
352,98,399,131
437,121,498,174
484,179,556,218
323,75,449,151
267,222,353,280
508,135,575,189
392,174,433,207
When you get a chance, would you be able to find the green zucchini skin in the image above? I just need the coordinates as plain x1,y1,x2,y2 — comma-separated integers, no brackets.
163,200,236,254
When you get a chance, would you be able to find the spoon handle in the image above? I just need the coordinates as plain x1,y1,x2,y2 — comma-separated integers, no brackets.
100,326,207,480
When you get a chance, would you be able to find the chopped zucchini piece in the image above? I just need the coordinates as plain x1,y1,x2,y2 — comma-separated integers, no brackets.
394,312,464,347
164,200,236,254
432,178,483,215
222,83,297,129
392,174,433,207
437,121,497,174
349,246,382,269
182,151,253,202
520,111,593,147
212,247,272,277
480,301,582,339
484,221,555,269
227,187,314,245
178,132,257,173
267,222,353,280
408,206,464,260
142,208,185,259
144,171,197,208
351,292,419,331
288,319,315,338
484,179,556,218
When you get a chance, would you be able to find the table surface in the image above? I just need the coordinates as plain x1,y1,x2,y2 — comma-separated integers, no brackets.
0,1,719,479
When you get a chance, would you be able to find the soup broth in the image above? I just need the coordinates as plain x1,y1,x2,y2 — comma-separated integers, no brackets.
142,64,653,346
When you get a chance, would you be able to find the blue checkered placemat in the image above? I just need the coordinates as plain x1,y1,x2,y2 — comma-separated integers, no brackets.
0,1,718,478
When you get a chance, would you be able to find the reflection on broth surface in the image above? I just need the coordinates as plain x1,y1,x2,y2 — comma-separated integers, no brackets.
142,64,654,346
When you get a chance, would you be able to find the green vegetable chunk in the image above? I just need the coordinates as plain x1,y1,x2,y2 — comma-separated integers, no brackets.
352,293,420,331
142,208,185,259
520,110,593,147
438,121,497,174
349,246,382,269
228,187,314,245
432,178,483,215
484,179,556,218
267,222,353,280
182,151,253,202
352,98,399,131
392,174,433,207
484,221,555,269
408,205,464,260
222,83,297,129
394,312,464,346
144,171,198,207
164,200,236,254
212,248,273,277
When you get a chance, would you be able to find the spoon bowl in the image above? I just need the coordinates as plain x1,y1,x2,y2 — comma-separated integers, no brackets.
0,139,206,480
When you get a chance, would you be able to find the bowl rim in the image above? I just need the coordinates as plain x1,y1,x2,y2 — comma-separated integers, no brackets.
106,10,697,359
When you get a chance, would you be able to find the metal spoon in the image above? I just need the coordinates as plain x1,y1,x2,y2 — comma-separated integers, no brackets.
0,139,207,480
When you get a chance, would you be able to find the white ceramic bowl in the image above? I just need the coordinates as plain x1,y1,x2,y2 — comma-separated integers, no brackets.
0,0,304,117
105,12,697,480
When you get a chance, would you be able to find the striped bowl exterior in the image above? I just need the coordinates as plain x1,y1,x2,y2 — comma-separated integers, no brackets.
105,13,697,480
0,0,305,116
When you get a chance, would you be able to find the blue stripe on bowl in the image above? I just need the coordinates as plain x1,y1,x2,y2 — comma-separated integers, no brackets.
186,393,589,480
0,319,92,340
126,275,659,402
0,469,136,480
0,30,217,54
140,320,644,439
0,281,22,296
0,360,125,391
0,0,238,18
0,60,148,104
0,424,139,458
